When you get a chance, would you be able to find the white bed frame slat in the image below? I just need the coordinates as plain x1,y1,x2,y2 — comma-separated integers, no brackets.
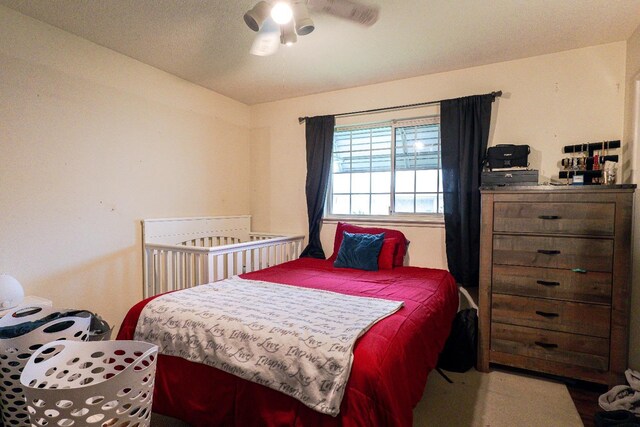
142,216,304,298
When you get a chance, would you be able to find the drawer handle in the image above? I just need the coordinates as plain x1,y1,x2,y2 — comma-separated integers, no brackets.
572,268,587,274
537,249,561,255
535,310,559,318
538,215,561,220
536,280,560,287
535,341,558,349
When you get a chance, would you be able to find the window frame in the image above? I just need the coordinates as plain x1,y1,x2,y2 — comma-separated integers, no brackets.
324,115,444,223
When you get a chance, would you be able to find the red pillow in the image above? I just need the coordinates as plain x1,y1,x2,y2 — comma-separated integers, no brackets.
378,238,398,270
329,222,409,267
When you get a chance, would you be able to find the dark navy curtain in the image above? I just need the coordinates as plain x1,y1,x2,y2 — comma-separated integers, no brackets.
300,115,335,259
441,94,494,287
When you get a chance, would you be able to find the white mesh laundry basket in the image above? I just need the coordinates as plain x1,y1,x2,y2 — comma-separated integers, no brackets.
0,306,92,426
20,340,158,427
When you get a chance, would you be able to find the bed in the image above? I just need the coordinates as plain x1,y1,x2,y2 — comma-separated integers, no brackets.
118,222,458,426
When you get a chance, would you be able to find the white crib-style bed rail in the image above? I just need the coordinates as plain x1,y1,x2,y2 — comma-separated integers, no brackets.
142,216,304,298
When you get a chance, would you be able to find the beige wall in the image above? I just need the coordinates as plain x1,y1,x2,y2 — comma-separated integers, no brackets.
625,23,640,370
250,42,627,268
0,6,252,330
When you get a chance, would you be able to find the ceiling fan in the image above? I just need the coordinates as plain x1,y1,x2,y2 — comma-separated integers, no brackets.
244,0,380,56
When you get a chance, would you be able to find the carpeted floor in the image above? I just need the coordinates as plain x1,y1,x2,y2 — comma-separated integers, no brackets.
152,368,582,426
152,412,189,426
415,368,583,427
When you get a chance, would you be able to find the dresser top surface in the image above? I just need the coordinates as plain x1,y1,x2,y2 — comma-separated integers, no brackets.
480,184,636,193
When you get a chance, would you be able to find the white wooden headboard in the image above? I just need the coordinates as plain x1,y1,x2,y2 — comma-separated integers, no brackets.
142,215,251,245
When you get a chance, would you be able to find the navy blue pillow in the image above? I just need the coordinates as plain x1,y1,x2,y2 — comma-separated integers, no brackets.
333,232,385,271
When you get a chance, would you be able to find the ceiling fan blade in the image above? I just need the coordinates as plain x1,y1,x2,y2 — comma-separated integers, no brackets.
250,32,280,56
307,0,380,27
250,18,280,56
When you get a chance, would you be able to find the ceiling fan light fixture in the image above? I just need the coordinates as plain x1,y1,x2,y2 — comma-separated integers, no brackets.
244,1,271,32
292,2,314,35
280,20,297,46
271,2,293,25
247,0,381,56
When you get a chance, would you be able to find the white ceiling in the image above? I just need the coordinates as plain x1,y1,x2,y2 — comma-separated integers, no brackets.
2,0,640,105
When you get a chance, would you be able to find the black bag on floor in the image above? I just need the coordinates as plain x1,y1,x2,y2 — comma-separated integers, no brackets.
437,307,478,373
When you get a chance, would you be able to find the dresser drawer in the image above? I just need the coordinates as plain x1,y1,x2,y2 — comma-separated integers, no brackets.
493,202,615,236
492,265,612,304
493,235,613,272
491,294,610,337
491,323,609,370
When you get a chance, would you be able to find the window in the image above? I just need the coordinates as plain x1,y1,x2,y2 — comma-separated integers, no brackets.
327,116,442,218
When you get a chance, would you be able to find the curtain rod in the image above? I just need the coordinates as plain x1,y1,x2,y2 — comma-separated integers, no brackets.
297,90,502,124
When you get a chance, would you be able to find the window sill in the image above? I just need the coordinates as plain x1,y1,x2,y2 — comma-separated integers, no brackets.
322,215,444,227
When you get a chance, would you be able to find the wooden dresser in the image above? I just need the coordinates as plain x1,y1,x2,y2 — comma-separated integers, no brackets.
478,185,635,385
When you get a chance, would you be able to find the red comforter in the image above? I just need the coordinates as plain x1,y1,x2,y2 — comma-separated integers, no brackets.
117,258,458,426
